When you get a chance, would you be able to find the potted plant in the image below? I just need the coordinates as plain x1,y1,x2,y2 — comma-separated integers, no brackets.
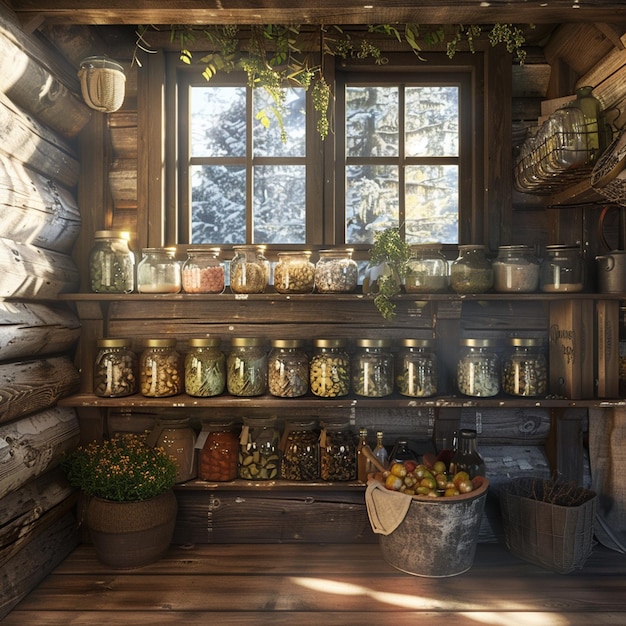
62,432,178,569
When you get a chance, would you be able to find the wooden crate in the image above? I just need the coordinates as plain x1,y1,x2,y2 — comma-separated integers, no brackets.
595,299,619,399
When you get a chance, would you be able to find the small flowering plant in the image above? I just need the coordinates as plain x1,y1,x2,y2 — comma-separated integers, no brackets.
62,432,177,502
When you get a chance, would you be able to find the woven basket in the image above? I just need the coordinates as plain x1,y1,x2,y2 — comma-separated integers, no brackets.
78,56,126,113
499,477,596,574
591,130,626,206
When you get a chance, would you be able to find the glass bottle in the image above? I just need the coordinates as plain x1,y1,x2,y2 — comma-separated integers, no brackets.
238,416,281,480
310,339,350,398
88,230,134,293
268,339,309,397
502,337,548,397
493,245,540,293
404,243,449,293
139,338,183,397
389,438,418,464
457,338,500,397
229,245,268,294
280,420,320,481
450,244,493,294
273,251,315,294
197,421,239,482
396,338,437,397
181,248,224,294
136,247,181,293
93,338,137,397
574,85,608,161
449,428,485,478
540,244,584,293
314,249,358,293
352,338,394,397
147,416,197,483
226,337,267,396
320,420,357,481
184,337,226,397
373,431,389,469
357,428,376,482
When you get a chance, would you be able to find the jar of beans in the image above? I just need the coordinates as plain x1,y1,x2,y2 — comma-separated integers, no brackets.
239,416,281,480
268,339,309,397
310,339,350,398
273,251,315,293
147,417,197,483
88,230,134,293
280,420,319,481
185,337,226,397
139,338,183,397
93,338,137,397
352,338,394,397
198,421,239,481
396,338,438,397
136,247,181,293
227,337,267,396
320,420,357,481
314,249,358,293
182,248,224,293
230,245,268,294
502,337,547,397
457,338,500,397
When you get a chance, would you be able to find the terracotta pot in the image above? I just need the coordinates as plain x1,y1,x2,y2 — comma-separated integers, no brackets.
86,490,177,569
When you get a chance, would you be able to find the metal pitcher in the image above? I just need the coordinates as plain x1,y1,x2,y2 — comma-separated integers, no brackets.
596,250,626,293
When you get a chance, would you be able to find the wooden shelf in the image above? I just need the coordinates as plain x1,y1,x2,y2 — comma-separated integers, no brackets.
174,478,367,491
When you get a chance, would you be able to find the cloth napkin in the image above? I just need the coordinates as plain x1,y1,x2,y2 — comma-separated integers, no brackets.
365,478,412,535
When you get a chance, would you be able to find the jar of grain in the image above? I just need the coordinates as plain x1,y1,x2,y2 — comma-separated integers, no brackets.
182,248,224,293
268,339,309,398
405,243,449,293
238,416,281,480
229,245,268,293
147,417,197,483
310,339,350,398
540,244,584,293
273,251,315,293
93,338,137,397
450,245,493,294
320,420,357,481
198,421,239,482
502,337,547,397
457,338,500,397
139,338,183,397
88,230,135,293
314,249,358,293
352,338,394,397
493,245,540,293
396,338,437,397
184,337,225,397
226,337,267,396
136,247,181,293
280,420,320,481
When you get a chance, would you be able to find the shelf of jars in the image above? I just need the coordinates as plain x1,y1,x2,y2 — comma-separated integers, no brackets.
174,478,368,491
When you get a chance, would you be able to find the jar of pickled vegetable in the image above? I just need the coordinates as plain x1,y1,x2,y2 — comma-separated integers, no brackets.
93,338,137,397
320,420,357,481
268,339,309,397
273,251,315,293
147,417,197,483
182,248,224,293
239,416,281,480
280,420,319,481
457,338,500,397
405,243,449,293
136,247,181,293
227,337,267,396
396,338,437,397
314,249,358,293
198,421,239,481
139,338,183,397
184,337,225,397
310,339,350,398
230,245,268,294
352,338,394,397
450,245,493,294
88,230,134,293
502,337,547,397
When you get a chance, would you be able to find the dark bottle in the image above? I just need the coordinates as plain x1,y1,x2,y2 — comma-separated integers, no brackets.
449,429,485,478
389,438,418,464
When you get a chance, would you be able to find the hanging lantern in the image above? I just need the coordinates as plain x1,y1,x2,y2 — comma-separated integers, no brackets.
78,56,126,113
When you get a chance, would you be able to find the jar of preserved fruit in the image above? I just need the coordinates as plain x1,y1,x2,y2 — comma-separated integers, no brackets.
457,338,500,397
227,337,267,396
139,338,183,397
502,337,548,397
540,244,585,293
197,421,239,481
184,337,225,397
280,420,319,481
238,416,281,480
450,245,494,294
273,251,315,293
320,420,357,481
229,245,268,294
405,243,449,293
93,338,137,397
314,249,358,293
310,339,350,398
396,338,437,397
147,417,197,483
136,247,181,293
88,230,134,293
181,248,224,294
268,339,309,398
352,338,394,397
493,245,540,293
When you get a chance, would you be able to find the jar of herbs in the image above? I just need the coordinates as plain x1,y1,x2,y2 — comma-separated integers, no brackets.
147,417,197,483
136,247,181,293
273,251,315,294
450,245,493,294
314,249,358,293
320,420,357,481
502,337,548,397
184,337,225,397
238,416,281,480
88,230,134,293
352,338,394,397
493,245,540,293
404,243,449,293
268,339,309,398
93,338,137,397
229,245,268,294
396,338,438,397
227,337,267,396
139,338,183,397
540,244,585,293
197,421,239,482
310,339,350,398
457,338,500,397
280,420,320,481
181,248,224,294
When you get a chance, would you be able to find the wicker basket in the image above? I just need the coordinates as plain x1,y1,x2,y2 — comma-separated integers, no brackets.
499,477,597,574
78,56,126,113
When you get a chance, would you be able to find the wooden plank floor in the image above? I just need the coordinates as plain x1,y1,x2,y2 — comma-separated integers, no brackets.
5,541,626,625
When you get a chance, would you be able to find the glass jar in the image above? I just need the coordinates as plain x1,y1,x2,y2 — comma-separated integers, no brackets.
404,243,449,293
450,244,494,294
238,416,281,480
493,245,540,293
457,338,500,397
280,420,320,481
93,338,137,397
88,230,134,293
136,247,181,293
181,248,224,294
268,339,309,398
450,428,485,478
273,251,315,294
320,420,357,481
540,244,584,293
184,337,225,397
147,417,197,483
502,337,548,397
314,249,358,293
310,339,350,398
352,338,394,397
197,421,239,482
229,245,268,294
139,338,183,397
396,338,437,398
226,337,267,396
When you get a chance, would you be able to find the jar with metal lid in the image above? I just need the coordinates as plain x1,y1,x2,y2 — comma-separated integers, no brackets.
502,337,548,397
268,339,309,398
450,244,494,294
181,248,224,294
273,251,315,293
229,245,268,294
404,243,449,293
93,338,137,397
197,421,239,481
314,249,358,293
320,420,357,481
226,337,267,396
493,245,540,293
88,230,135,293
396,338,438,397
540,244,584,293
136,247,181,293
184,337,225,397
280,420,320,481
146,417,197,483
139,338,183,397
352,338,394,397
238,416,281,480
310,339,350,398
457,338,500,397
